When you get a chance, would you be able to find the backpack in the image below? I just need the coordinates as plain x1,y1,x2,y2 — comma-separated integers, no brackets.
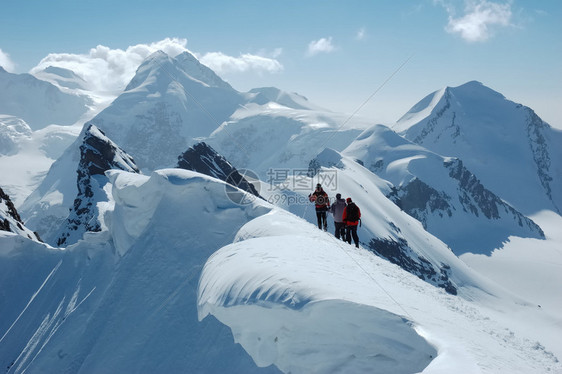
346,203,359,222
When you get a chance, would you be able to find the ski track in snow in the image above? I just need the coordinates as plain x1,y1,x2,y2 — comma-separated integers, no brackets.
0,260,62,345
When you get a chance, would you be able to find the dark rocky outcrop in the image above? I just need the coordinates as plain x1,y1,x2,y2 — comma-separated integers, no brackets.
368,237,457,295
0,187,42,242
56,125,139,246
177,142,260,199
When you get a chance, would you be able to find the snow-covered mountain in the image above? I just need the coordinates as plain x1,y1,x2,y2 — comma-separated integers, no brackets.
206,104,368,179
32,66,89,91
0,187,41,242
56,125,139,247
393,81,562,215
2,168,560,373
0,67,90,130
342,124,544,254
81,50,370,174
19,122,141,244
84,50,245,171
0,66,117,207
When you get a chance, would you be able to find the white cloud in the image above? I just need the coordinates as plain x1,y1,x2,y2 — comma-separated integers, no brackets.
442,0,513,42
0,48,16,72
29,38,283,93
306,37,336,57
199,52,283,75
30,38,191,92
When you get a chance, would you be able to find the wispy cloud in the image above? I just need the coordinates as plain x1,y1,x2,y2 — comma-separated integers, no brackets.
199,51,283,74
0,48,16,72
437,0,513,42
306,37,336,57
356,28,367,41
29,38,283,92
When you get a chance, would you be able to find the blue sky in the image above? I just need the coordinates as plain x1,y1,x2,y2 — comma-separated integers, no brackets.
1,0,561,127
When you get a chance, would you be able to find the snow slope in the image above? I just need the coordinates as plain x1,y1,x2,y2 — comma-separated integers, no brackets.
0,119,81,207
394,81,562,215
2,167,561,373
0,169,279,373
264,148,511,295
342,124,544,254
198,208,562,373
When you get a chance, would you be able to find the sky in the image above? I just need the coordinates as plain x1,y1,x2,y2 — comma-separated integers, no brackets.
1,0,561,127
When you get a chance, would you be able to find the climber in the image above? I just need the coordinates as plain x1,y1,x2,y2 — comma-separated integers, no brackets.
309,183,330,231
343,197,361,248
329,193,347,240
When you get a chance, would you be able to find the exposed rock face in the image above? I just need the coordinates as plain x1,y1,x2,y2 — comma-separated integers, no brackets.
0,187,42,242
177,142,260,199
445,158,544,234
56,125,139,247
367,236,457,295
387,179,452,221
525,108,559,213
386,159,544,244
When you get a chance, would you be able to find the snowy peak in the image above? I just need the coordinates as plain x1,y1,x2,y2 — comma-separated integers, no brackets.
175,51,233,90
394,81,562,215
125,50,233,92
394,81,507,134
0,68,90,130
33,66,89,90
56,125,140,246
88,51,244,171
0,187,41,242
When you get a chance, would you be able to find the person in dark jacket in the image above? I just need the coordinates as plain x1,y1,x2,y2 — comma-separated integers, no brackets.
343,197,361,248
309,183,329,231
329,193,347,239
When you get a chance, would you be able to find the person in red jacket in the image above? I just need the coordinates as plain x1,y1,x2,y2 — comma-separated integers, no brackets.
309,183,330,231
342,197,361,248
